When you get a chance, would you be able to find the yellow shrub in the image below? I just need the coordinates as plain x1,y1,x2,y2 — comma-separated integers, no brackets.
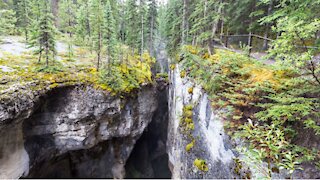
194,158,208,171
180,70,186,78
186,140,195,152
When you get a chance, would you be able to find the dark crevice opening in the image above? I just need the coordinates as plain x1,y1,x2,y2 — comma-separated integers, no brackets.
125,86,171,179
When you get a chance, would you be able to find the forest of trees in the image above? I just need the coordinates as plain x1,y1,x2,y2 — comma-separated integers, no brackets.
0,0,158,71
161,0,320,85
0,0,320,178
1,0,320,73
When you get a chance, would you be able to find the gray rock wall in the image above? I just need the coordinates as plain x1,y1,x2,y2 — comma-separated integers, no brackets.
167,65,238,179
0,85,158,178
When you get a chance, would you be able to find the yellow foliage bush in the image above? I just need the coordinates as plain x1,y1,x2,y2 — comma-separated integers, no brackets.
194,158,208,171
180,70,186,78
186,140,195,152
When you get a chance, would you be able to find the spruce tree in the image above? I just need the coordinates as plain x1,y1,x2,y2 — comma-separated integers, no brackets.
89,0,104,70
103,0,118,70
189,0,223,54
29,0,57,67
59,0,76,60
125,0,139,54
16,0,31,42
139,0,147,58
0,9,17,35
146,0,157,56
164,0,183,55
75,0,91,44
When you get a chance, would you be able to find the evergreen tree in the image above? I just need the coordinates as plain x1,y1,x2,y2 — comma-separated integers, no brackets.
89,0,104,70
125,0,139,53
181,0,189,45
59,0,77,60
29,0,57,67
16,0,31,41
75,0,91,44
138,0,147,57
164,0,183,55
0,9,17,35
189,0,224,53
146,0,157,56
157,5,167,38
118,1,126,44
103,0,118,70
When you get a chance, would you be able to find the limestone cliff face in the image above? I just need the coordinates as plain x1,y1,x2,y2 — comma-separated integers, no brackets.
0,85,158,178
167,65,320,179
167,65,238,179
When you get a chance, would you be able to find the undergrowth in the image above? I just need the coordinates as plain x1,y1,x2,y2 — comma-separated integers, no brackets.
177,45,320,177
0,49,155,97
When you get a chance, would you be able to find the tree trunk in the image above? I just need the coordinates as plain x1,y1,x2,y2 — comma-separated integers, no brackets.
209,0,222,54
97,31,101,71
86,1,91,38
192,35,195,46
181,0,188,45
46,47,49,67
317,31,320,39
107,51,110,73
25,29,28,42
220,20,224,40
51,0,59,26
263,0,273,50
141,9,144,63
248,31,253,56
149,13,154,56
38,49,42,63
68,9,73,60
23,0,29,42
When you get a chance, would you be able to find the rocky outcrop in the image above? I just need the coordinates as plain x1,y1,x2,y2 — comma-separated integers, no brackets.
0,85,158,178
167,65,239,179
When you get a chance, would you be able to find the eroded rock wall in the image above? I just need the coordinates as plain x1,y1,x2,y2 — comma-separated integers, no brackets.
167,65,238,179
0,85,157,178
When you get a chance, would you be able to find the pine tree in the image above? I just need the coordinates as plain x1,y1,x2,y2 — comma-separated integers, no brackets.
164,0,183,55
189,0,223,54
146,0,157,56
29,0,57,67
59,0,76,60
125,0,139,54
103,0,118,71
89,0,104,70
16,0,31,41
0,9,17,35
139,0,147,58
181,0,189,45
75,0,91,44
118,1,126,44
